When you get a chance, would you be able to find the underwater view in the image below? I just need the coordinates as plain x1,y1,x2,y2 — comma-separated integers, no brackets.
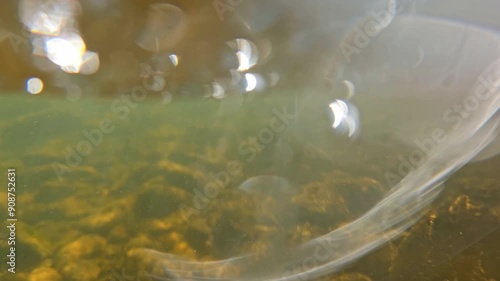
0,0,499,281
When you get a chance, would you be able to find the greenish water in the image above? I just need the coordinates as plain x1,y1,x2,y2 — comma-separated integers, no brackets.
0,94,498,281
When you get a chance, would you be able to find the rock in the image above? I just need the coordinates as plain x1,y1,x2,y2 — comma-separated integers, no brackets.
388,190,500,281
79,198,130,231
292,171,384,226
15,223,51,272
57,234,106,261
59,260,101,281
29,267,62,281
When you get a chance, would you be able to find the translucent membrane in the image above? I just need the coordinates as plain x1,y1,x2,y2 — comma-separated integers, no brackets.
128,11,499,281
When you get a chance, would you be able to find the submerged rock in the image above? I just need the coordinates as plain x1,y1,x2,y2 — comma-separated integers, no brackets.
29,267,62,281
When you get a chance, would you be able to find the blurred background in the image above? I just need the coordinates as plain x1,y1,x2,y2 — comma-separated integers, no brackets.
0,0,337,99
1,0,500,100
0,1,499,281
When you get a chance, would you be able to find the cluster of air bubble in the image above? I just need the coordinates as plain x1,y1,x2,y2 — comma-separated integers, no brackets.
19,0,99,75
18,0,100,98
135,3,276,102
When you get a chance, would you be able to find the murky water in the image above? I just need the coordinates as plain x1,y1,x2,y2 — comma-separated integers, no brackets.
0,91,498,281
0,0,499,281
